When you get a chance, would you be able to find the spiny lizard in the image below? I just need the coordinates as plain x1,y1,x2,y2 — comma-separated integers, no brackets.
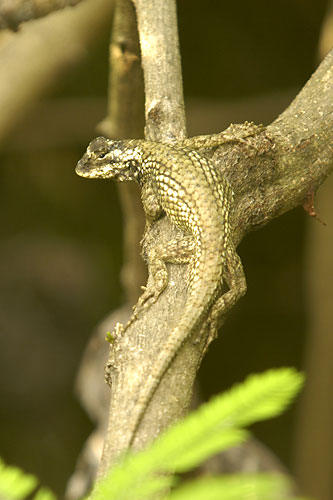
76,136,247,445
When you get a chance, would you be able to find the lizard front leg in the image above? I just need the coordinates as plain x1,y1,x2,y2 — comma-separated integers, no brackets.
179,122,264,151
135,183,196,317
140,182,163,243
105,183,165,350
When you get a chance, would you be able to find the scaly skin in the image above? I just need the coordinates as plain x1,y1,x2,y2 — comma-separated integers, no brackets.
76,137,247,446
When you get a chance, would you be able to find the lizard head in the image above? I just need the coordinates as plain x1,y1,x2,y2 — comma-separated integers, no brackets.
75,137,141,182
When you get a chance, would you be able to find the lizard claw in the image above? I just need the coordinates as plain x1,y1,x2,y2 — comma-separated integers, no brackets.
133,287,160,318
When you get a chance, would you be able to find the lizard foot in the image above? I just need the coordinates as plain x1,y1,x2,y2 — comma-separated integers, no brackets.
132,282,166,318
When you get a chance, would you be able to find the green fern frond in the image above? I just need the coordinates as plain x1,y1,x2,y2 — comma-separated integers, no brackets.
92,470,175,500
218,368,305,427
0,459,55,500
0,458,38,500
32,487,56,500
165,473,290,500
145,367,304,474
90,368,304,500
0,369,304,500
170,428,248,473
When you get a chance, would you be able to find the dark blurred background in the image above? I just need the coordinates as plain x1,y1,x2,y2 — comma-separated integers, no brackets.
0,0,332,498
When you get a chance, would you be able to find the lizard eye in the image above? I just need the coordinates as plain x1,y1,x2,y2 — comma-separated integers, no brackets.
98,152,106,159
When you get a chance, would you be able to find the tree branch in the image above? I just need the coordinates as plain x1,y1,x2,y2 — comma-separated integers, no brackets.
0,0,114,145
222,49,333,241
98,38,332,474
98,0,190,478
133,0,187,142
95,0,332,478
0,0,83,30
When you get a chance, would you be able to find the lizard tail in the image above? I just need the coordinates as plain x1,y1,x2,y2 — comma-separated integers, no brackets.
128,248,223,447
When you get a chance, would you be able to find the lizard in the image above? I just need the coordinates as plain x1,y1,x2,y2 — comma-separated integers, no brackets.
75,135,247,446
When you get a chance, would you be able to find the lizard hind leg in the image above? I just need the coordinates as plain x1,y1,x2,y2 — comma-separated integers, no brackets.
205,244,246,345
133,235,195,318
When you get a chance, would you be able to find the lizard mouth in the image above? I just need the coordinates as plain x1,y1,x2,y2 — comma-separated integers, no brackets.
75,156,94,178
76,154,129,180
75,157,113,178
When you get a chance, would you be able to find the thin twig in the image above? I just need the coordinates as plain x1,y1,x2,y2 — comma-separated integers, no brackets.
133,0,187,142
0,0,114,145
0,0,83,30
98,0,146,305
